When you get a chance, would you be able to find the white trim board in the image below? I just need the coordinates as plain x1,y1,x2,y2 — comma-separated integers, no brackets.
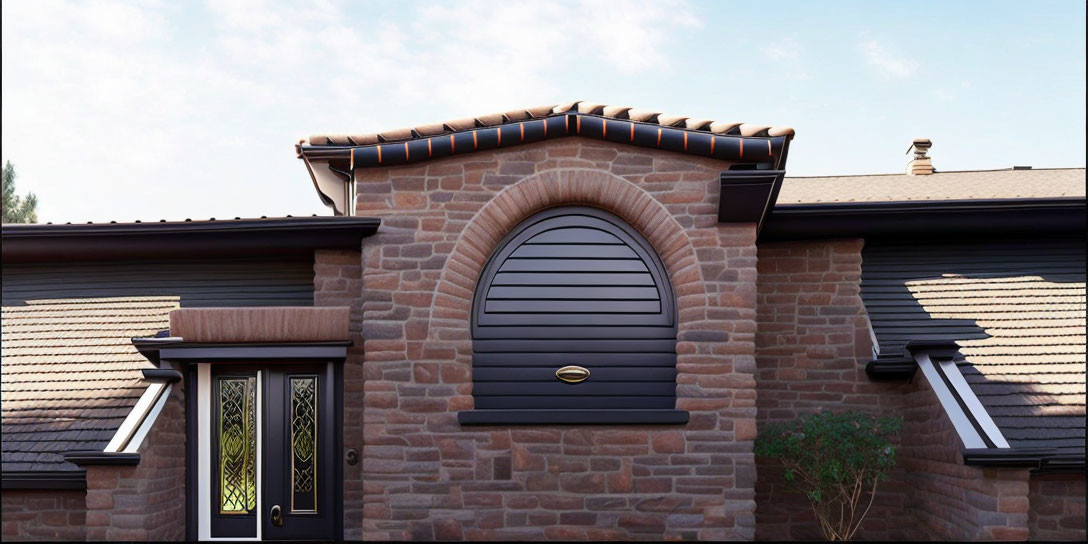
104,364,176,453
914,352,1010,450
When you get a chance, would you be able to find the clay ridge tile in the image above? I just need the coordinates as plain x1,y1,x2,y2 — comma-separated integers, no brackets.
306,100,796,147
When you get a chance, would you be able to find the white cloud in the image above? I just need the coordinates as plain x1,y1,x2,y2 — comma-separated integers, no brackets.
1,0,700,223
859,40,918,78
763,39,800,61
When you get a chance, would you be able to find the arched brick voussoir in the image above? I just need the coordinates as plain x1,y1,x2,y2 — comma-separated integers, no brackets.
427,168,709,348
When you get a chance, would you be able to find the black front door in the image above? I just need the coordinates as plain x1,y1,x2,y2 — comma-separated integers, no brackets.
262,366,337,540
207,364,338,541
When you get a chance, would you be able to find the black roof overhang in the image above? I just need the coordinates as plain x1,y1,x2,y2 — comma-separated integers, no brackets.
761,197,1087,241
1,470,87,490
1,216,381,263
963,448,1086,473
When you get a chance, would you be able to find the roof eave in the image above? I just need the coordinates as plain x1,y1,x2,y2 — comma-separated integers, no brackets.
962,448,1086,473
298,113,792,216
761,197,1087,241
1,217,381,263
0,470,87,490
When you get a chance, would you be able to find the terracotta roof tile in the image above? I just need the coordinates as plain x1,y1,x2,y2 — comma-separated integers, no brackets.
305,100,795,147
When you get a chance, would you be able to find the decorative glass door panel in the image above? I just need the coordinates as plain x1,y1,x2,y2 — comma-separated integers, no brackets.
201,364,337,541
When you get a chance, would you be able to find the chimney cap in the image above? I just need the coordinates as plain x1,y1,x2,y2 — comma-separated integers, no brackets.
906,138,932,154
906,138,934,175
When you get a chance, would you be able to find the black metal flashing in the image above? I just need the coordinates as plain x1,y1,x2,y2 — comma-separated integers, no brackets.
63,451,141,467
761,197,1087,241
962,448,1086,473
1,216,381,263
458,409,690,425
1,470,87,490
719,170,786,235
142,368,183,384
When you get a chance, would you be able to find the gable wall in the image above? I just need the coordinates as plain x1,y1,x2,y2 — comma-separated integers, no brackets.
351,138,760,540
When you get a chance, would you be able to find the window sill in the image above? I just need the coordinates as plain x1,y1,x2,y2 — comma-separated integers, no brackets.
457,409,689,425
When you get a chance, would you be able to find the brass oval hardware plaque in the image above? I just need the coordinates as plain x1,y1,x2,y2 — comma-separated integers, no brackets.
556,365,590,384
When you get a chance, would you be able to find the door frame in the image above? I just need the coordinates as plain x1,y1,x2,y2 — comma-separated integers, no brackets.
170,342,347,542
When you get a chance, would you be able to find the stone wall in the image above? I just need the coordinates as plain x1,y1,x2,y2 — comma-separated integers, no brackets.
314,248,366,540
899,377,1032,540
753,239,920,540
0,490,86,541
83,380,187,541
754,238,1054,542
353,138,759,540
1028,474,1086,540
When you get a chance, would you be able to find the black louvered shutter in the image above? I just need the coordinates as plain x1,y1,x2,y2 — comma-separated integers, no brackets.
463,206,685,424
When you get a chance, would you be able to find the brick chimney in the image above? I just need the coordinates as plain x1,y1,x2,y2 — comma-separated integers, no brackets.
906,138,933,175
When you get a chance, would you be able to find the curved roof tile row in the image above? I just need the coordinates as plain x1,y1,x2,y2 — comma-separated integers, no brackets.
306,100,796,147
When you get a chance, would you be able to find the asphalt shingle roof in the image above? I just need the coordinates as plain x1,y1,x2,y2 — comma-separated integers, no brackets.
1,297,175,472
780,167,1085,204
862,240,1086,454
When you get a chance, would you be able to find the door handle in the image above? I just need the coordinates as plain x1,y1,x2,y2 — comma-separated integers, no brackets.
270,504,283,527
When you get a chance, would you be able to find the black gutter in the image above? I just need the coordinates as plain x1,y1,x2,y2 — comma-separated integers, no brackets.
142,368,183,384
63,451,141,467
905,340,961,359
1,470,87,490
719,170,786,236
865,354,916,381
761,197,1086,241
963,448,1086,473
866,340,961,382
2,216,381,263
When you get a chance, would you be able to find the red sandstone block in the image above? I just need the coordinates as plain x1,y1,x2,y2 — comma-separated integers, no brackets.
618,513,667,533
539,494,583,510
989,526,1029,540
560,473,606,493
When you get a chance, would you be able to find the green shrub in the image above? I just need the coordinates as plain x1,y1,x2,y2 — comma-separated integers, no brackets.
755,411,902,541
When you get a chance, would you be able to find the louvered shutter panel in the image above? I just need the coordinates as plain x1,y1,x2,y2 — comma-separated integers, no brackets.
470,207,679,413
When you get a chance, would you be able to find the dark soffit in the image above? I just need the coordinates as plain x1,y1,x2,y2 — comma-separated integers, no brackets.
2,216,381,263
760,197,1086,241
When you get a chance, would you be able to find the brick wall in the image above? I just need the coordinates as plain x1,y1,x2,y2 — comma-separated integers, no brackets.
1028,474,1086,540
754,239,920,540
899,377,1031,540
83,380,187,541
353,139,759,540
755,238,1045,542
314,248,365,540
0,490,86,541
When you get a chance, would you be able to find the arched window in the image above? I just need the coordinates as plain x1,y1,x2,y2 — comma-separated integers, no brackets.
458,206,688,425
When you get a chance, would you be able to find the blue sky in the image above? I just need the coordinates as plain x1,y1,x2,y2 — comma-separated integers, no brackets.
2,0,1084,223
